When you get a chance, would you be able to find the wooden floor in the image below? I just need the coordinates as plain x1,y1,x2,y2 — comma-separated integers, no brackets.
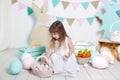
0,48,120,80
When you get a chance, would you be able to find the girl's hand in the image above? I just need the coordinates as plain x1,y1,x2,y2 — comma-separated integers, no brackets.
40,61,47,65
63,54,70,60
64,54,70,58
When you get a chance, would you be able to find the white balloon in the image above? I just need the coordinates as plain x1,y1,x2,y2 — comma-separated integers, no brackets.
92,56,108,69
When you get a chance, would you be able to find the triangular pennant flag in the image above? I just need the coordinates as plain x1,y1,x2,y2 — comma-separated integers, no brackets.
71,2,80,10
47,14,55,21
118,0,120,4
91,1,99,9
18,2,26,10
66,18,74,26
116,9,120,17
56,17,65,22
52,0,60,7
27,7,34,15
61,1,69,9
86,17,94,25
81,2,90,10
42,0,48,3
100,0,108,3
12,0,17,4
112,0,116,2
76,18,85,26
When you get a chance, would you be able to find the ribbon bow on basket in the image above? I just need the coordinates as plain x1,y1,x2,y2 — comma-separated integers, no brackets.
32,55,53,78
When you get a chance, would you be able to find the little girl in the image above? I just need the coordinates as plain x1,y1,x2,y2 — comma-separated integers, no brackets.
45,21,79,77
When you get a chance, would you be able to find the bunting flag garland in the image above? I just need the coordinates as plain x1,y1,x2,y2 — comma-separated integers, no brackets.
61,1,69,9
66,18,75,26
18,2,26,10
16,0,99,26
27,7,34,15
51,0,99,10
52,0,60,7
81,2,90,10
12,0,17,4
91,1,99,9
15,0,101,12
48,15,96,26
56,17,65,22
86,17,94,25
71,2,80,10
47,14,95,27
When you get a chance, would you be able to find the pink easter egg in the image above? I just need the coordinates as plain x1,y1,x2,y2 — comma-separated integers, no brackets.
21,53,32,61
22,53,35,70
22,57,34,70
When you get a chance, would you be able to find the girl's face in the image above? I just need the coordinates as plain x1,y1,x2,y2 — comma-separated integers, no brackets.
52,32,60,40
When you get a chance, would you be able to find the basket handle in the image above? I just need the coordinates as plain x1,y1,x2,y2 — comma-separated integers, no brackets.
35,55,48,62
74,41,92,50
110,20,120,32
33,55,50,68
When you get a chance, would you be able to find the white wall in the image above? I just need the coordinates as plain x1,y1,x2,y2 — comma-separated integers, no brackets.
0,0,12,51
11,4,34,48
11,0,103,48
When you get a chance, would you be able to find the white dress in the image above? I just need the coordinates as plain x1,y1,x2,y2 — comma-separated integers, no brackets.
49,37,79,76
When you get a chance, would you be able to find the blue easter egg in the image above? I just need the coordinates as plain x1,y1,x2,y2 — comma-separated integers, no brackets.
9,60,22,75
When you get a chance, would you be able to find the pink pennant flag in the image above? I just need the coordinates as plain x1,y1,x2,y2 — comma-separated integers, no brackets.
47,14,55,21
100,0,108,3
42,0,48,3
18,2,26,10
76,18,85,26
71,2,80,10
118,0,120,4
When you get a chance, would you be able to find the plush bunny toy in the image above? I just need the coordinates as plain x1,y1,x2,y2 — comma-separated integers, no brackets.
31,2,51,48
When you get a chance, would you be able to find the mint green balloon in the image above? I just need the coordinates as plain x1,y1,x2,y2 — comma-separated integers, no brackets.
9,60,22,75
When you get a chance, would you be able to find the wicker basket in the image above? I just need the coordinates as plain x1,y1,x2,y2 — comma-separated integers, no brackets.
32,56,53,78
76,57,89,64
110,20,120,43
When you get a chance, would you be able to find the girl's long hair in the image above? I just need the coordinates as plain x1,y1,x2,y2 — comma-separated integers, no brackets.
49,21,68,47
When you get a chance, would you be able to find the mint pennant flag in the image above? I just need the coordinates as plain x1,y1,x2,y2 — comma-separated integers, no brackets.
116,9,120,17
52,0,60,7
27,7,33,15
81,2,90,10
86,17,94,25
56,17,65,22
111,0,116,2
